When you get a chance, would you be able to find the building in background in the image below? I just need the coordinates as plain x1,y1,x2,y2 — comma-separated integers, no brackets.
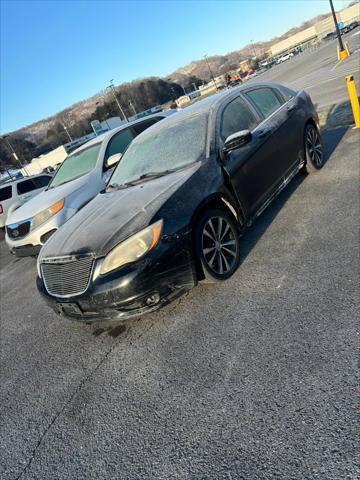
270,3,359,56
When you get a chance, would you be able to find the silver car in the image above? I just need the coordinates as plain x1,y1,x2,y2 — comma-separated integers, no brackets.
5,112,175,256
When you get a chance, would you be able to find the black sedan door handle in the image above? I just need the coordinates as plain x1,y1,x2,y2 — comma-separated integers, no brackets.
287,104,295,112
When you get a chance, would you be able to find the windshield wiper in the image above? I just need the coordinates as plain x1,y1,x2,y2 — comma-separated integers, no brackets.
138,171,172,180
107,167,187,191
107,180,138,191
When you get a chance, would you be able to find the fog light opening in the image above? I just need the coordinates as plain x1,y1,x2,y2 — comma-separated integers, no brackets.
146,293,160,306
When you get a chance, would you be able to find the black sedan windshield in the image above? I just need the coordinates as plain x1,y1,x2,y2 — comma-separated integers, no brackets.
109,113,207,188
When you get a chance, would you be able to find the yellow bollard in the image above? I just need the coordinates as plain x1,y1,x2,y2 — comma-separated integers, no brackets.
346,75,360,129
337,44,350,60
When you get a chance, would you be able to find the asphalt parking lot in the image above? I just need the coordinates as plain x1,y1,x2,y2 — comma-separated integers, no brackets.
1,41,360,480
248,28,360,109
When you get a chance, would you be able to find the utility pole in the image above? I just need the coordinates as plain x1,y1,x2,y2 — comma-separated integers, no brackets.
250,39,257,58
1,135,31,176
329,0,345,52
108,80,129,122
60,122,73,142
204,54,218,91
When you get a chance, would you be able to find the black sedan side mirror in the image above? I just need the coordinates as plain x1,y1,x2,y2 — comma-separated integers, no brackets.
221,130,252,156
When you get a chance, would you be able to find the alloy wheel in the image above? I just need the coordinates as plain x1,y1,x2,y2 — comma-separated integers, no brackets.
306,126,323,167
202,216,238,276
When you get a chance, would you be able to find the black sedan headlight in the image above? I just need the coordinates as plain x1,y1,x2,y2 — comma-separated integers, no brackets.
99,220,163,275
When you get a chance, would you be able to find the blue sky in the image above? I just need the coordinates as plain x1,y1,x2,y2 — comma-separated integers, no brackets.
0,0,352,133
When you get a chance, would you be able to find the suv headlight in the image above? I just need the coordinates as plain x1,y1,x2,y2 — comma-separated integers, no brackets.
100,219,163,275
31,199,64,230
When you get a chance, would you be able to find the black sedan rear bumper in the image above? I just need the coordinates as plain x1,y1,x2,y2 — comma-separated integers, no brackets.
37,235,197,322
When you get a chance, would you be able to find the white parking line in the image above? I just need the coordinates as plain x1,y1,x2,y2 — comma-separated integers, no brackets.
331,60,341,72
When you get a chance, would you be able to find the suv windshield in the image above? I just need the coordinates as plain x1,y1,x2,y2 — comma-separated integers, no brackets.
108,113,207,188
48,143,101,189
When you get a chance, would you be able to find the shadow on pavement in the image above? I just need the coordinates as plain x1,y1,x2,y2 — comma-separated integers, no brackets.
321,126,349,163
239,117,349,265
239,173,305,264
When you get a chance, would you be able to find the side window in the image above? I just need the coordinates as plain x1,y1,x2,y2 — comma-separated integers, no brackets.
220,97,259,140
17,179,37,195
0,185,12,201
245,88,284,119
32,176,51,188
280,86,296,101
105,128,136,161
132,117,161,135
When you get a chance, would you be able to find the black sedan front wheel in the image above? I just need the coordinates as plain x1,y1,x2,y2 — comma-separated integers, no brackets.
195,208,240,282
303,124,324,173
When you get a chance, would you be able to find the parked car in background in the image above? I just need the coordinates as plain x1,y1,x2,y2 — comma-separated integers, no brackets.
0,174,52,229
5,111,176,256
260,60,275,69
36,82,324,322
277,52,294,63
342,21,359,34
323,31,337,41
245,68,267,81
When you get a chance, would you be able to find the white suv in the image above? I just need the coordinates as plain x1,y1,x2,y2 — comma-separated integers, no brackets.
0,174,52,228
5,112,176,257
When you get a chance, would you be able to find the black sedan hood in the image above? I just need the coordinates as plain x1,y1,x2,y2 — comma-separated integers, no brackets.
40,163,200,259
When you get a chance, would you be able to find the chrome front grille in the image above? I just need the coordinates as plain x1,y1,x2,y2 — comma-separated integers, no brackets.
41,254,94,297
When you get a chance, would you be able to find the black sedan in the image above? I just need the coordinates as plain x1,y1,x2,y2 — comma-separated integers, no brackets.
37,82,324,321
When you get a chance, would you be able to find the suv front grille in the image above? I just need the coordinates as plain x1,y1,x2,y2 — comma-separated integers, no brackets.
41,254,94,297
7,220,31,239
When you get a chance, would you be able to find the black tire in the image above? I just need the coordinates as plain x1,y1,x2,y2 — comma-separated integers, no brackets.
194,208,240,283
302,123,324,173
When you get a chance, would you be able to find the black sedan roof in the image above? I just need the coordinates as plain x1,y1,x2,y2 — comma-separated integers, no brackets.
150,82,291,130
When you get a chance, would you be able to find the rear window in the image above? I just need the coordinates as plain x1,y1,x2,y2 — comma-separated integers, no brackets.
105,129,136,161
0,185,12,201
132,117,161,135
17,179,38,195
32,175,51,188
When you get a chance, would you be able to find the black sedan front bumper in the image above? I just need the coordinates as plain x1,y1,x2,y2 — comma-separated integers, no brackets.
37,234,197,322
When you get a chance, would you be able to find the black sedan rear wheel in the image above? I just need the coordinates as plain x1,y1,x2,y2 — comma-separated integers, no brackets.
303,124,324,173
195,208,240,282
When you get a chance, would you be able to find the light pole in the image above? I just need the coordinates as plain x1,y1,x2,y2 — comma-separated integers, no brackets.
250,39,257,58
108,80,129,122
204,54,218,90
329,0,345,52
60,122,73,142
